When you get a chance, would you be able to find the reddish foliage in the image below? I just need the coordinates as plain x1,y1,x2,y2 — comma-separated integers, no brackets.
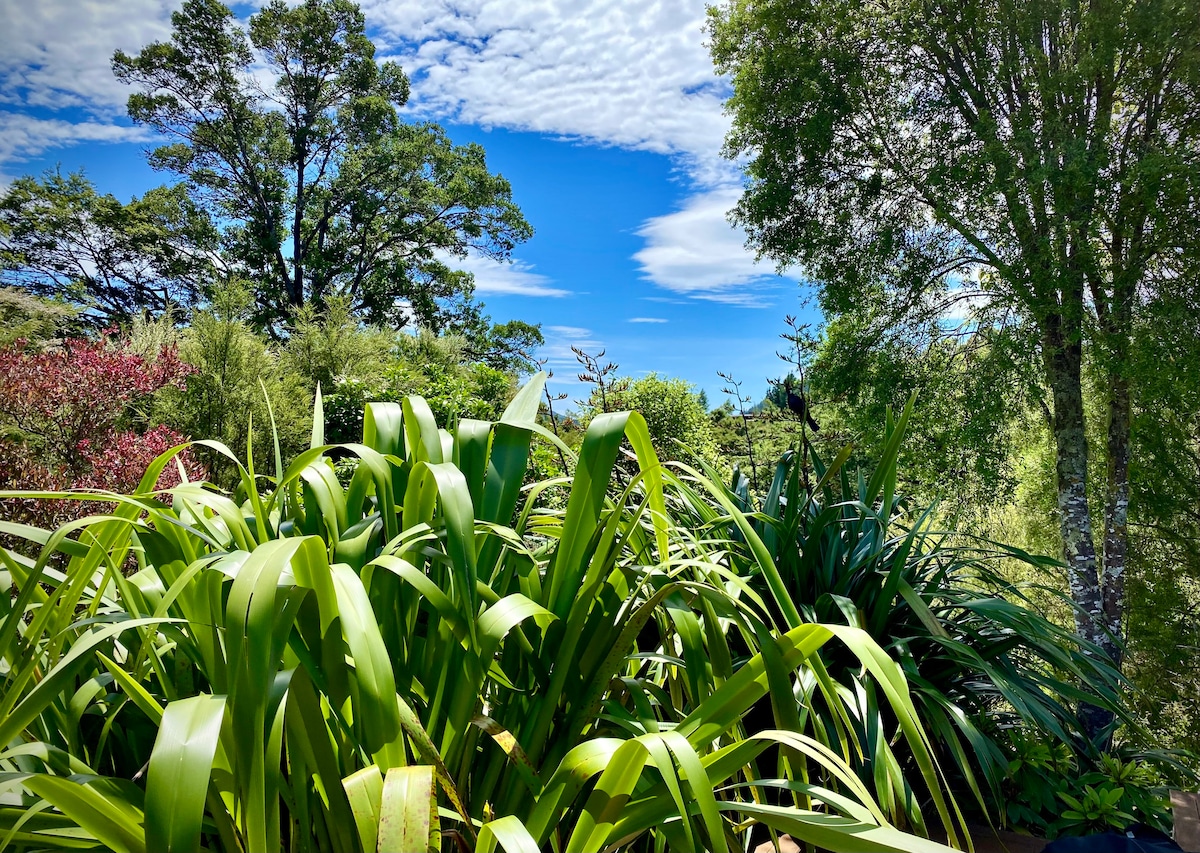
0,332,193,468
77,424,204,492
0,334,202,533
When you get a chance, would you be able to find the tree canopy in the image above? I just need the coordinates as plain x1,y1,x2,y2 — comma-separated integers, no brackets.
0,170,218,326
708,0,1200,725
112,0,533,330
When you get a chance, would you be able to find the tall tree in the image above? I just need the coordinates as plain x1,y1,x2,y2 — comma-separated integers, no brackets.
805,303,1042,510
0,170,217,326
112,0,532,330
708,0,1200,730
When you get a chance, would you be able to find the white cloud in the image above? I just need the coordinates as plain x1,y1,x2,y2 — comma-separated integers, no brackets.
628,317,668,323
0,0,176,112
537,324,603,386
368,0,738,188
0,113,153,171
632,186,794,306
453,254,570,297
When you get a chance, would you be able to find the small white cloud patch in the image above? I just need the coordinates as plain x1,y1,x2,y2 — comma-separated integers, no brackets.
537,325,605,392
453,254,570,298
632,186,797,306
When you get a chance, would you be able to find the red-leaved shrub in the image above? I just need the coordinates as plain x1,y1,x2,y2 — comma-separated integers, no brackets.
0,334,202,532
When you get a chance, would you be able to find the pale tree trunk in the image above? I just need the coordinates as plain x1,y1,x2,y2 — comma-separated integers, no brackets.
1042,319,1116,739
1102,370,1131,669
1096,255,1137,673
292,137,307,310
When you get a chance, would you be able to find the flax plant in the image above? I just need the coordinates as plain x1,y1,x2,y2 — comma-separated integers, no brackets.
0,375,966,852
693,400,1135,827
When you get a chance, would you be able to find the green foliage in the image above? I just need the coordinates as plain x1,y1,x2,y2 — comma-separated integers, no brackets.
112,0,532,330
0,170,217,325
280,295,393,391
972,334,1200,760
709,409,799,493
1119,278,1200,756
156,284,312,487
470,318,545,374
1002,732,1171,838
692,403,1176,835
806,309,1042,511
1057,786,1135,836
0,288,79,347
757,373,795,413
323,329,516,442
586,372,717,464
707,0,1200,300
0,376,971,853
708,0,1200,720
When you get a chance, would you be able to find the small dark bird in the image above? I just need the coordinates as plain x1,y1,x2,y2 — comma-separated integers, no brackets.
784,378,820,433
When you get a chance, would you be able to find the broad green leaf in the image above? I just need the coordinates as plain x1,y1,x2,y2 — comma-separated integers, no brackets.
500,372,547,424
21,776,147,853
378,766,436,853
477,816,540,853
146,694,227,853
343,766,384,853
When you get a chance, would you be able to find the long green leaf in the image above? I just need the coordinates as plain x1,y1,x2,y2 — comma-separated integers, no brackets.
145,694,227,853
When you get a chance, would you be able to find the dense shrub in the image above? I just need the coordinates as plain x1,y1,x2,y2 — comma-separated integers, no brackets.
280,295,392,391
0,334,188,462
710,405,803,493
154,292,312,488
697,401,1186,835
324,329,515,442
585,371,717,464
0,334,198,529
1002,731,1172,837
0,287,80,346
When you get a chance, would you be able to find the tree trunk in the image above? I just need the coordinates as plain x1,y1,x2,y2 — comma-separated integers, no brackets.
1097,240,1138,675
292,140,307,310
1042,319,1114,739
1102,368,1131,668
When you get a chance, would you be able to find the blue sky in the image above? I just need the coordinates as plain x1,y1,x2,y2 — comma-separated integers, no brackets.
0,0,819,405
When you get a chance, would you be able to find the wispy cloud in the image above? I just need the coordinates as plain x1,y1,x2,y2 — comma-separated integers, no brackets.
538,324,603,388
0,113,153,177
628,317,668,323
452,254,570,298
632,186,795,306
